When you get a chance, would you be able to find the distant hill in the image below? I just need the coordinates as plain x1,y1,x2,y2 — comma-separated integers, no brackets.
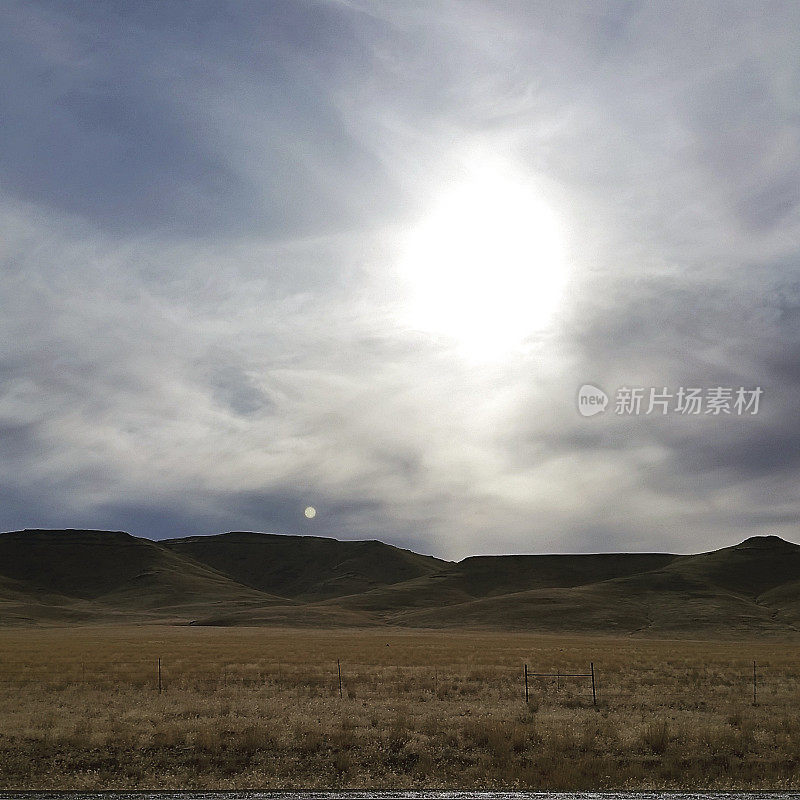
0,528,799,636
162,531,447,600
0,529,282,623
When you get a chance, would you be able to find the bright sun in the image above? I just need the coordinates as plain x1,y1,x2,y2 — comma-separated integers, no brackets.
399,163,567,358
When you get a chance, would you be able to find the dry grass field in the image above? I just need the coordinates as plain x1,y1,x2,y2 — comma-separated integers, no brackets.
0,625,799,790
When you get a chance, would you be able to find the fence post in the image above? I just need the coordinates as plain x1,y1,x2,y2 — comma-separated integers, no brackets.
337,658,343,699
590,662,596,706
158,657,162,694
524,663,529,704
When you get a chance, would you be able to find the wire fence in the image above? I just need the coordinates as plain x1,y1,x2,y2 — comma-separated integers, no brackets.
0,656,790,708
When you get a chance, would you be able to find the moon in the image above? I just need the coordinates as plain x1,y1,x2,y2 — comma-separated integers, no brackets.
304,506,316,519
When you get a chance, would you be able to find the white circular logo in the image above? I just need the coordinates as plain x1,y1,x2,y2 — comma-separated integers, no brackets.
577,384,608,417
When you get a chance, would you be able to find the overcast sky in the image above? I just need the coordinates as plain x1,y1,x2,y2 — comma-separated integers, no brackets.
1,1,799,559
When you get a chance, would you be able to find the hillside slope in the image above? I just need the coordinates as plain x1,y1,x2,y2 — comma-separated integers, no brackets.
0,529,799,635
329,551,677,616
389,537,800,635
661,536,800,597
0,529,286,621
162,531,449,600
397,566,791,636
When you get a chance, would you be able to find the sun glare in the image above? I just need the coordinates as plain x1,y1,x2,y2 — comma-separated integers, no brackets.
399,163,567,358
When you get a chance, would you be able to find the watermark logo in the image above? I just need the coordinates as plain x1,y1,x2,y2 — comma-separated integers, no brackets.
577,384,609,417
576,386,763,417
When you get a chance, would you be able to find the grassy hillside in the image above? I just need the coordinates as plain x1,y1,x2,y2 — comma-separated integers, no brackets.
0,529,285,622
390,538,800,635
162,531,448,600
661,535,800,597
398,568,790,636
453,552,679,596
0,530,164,599
329,552,677,619
1,528,799,635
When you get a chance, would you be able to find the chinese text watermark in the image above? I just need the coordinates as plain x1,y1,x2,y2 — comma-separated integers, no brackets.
577,384,762,418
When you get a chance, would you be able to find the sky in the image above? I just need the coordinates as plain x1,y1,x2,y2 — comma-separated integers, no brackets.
1,1,799,560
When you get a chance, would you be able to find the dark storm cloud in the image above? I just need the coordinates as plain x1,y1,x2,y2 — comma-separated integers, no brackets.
0,4,254,235
0,0,398,237
682,60,800,232
1,1,800,558
207,366,274,418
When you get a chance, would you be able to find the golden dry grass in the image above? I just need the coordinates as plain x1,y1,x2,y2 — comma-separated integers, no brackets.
0,625,799,789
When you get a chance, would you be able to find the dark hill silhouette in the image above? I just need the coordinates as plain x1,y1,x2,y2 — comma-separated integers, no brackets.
660,535,800,597
0,528,799,635
0,529,282,621
162,531,448,600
